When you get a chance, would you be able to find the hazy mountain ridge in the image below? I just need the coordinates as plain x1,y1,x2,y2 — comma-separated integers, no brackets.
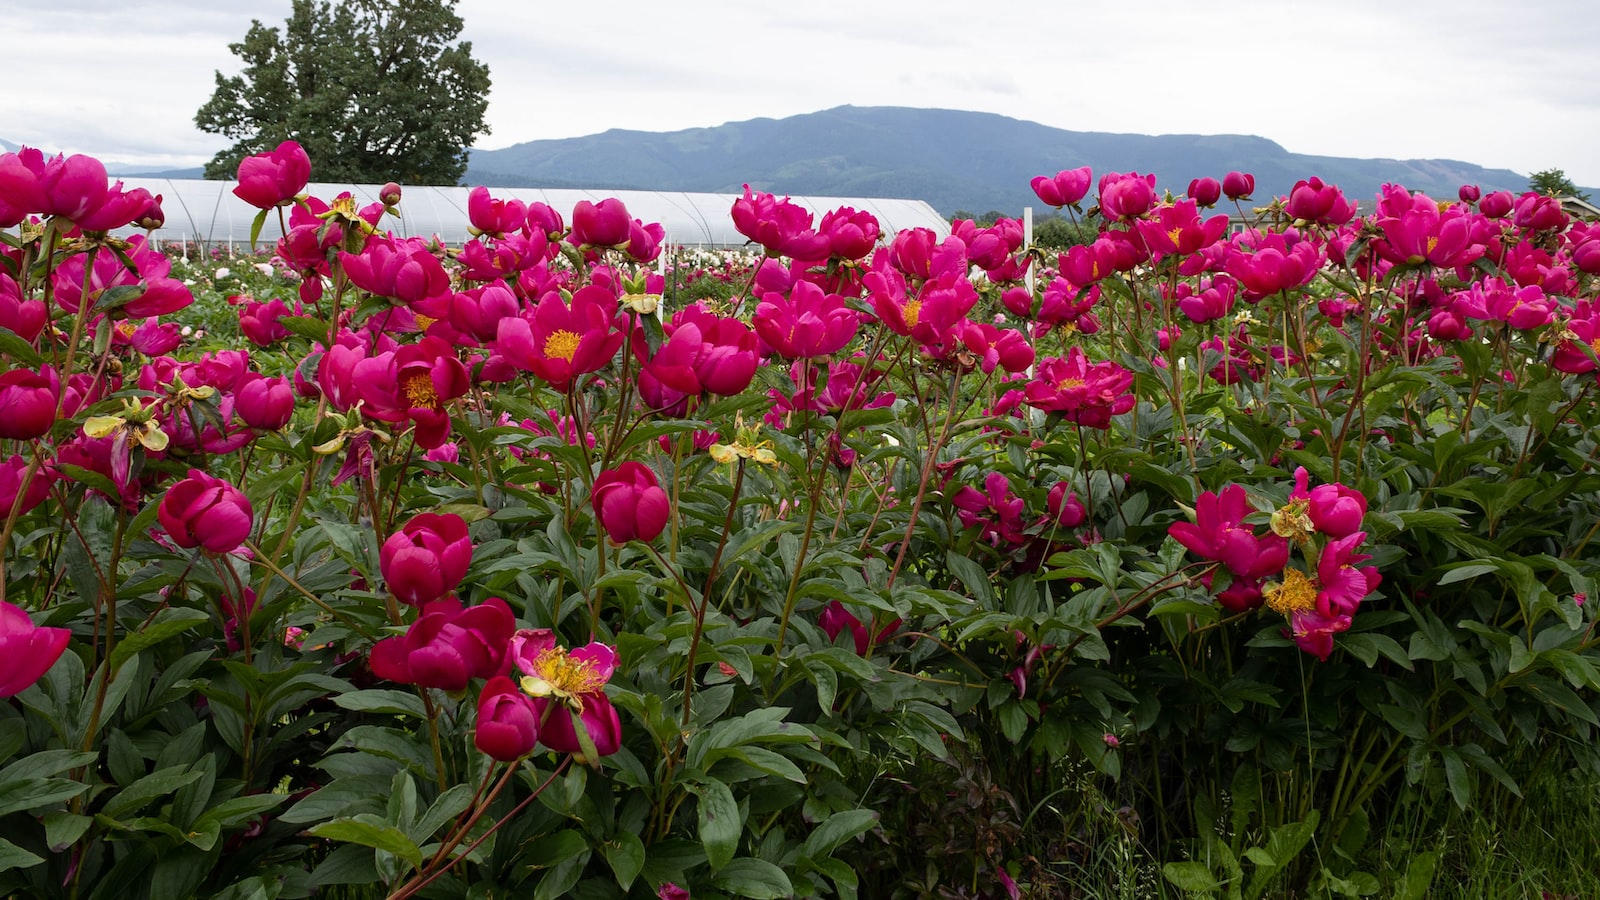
3,109,1547,214
462,106,1536,215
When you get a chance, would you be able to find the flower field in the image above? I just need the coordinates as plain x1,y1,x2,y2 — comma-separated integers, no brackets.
0,144,1599,898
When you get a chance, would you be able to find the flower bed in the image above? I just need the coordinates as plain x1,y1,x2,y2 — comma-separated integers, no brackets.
0,146,1597,898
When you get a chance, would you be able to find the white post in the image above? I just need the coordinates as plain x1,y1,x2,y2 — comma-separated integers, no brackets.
1023,206,1034,295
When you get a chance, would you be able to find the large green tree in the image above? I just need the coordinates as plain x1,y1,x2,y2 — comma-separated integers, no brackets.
195,0,491,185
1528,167,1591,201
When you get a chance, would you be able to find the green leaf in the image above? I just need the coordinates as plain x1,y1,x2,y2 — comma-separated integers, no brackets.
308,815,423,870
100,765,204,820
109,607,210,671
248,207,269,250
281,314,333,344
280,775,392,824
1435,562,1499,586
1163,860,1221,892
332,688,426,718
410,783,473,844
44,811,93,852
533,856,588,900
1441,749,1471,810
709,857,795,899
0,777,88,818
691,780,741,871
0,837,45,872
1394,850,1439,900
945,551,996,605
802,808,877,859
601,829,645,889
0,327,42,366
309,844,379,886
93,283,146,313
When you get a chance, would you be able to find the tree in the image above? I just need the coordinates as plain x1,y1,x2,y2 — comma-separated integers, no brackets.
195,0,491,185
1528,167,1591,201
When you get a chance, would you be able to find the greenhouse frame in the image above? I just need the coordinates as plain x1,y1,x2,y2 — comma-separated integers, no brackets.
113,179,952,251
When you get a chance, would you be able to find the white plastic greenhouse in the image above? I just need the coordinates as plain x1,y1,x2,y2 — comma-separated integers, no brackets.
112,179,951,250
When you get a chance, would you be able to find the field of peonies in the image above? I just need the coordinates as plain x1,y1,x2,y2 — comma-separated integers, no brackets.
0,142,1599,898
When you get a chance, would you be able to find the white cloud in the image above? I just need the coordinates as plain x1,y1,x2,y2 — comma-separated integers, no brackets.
4,0,1599,185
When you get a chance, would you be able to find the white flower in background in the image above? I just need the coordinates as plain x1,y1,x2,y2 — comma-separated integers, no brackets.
181,326,193,336
254,263,275,277
214,267,231,279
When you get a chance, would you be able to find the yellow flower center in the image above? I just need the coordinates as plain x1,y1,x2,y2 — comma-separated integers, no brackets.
1167,227,1184,246
1056,377,1085,392
414,313,438,330
1264,568,1318,616
1425,235,1439,255
401,372,438,409
544,329,582,362
1588,336,1600,355
902,299,922,329
520,647,607,710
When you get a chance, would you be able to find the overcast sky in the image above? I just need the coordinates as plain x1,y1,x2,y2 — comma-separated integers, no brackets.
6,0,1600,187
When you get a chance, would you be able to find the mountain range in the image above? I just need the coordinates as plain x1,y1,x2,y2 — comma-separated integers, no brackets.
7,106,1545,215
462,105,1536,215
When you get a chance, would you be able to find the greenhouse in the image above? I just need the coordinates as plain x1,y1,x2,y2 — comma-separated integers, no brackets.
112,178,952,250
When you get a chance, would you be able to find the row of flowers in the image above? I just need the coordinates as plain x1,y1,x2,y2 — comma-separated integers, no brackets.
1,133,1597,896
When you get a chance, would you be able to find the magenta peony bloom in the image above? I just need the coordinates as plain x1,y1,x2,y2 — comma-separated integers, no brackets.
818,206,881,260
233,141,312,209
369,597,514,692
467,186,526,237
496,285,624,391
591,461,669,544
952,470,1027,547
236,374,295,431
157,469,253,554
1188,177,1223,208
1022,347,1135,429
475,675,540,761
819,601,901,657
1031,167,1093,208
1289,607,1351,661
238,298,293,347
0,368,59,440
0,599,70,697
380,512,473,606
1479,190,1514,218
0,272,45,344
1222,171,1255,201
351,335,469,449
753,281,859,359
731,186,830,259
0,454,52,517
338,235,451,308
1284,177,1356,225
1169,484,1290,584
570,198,633,249
1046,482,1086,529
1316,532,1382,616
1097,171,1157,220
510,629,622,759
